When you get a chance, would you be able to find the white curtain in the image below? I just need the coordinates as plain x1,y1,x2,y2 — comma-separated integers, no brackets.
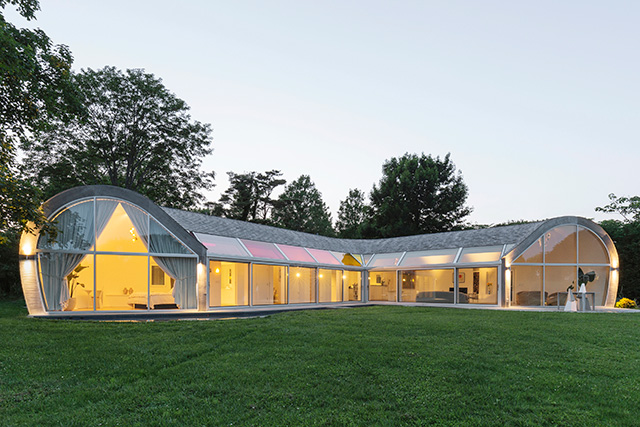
39,200,118,311
122,203,150,249
154,257,197,309
148,218,196,309
123,204,196,309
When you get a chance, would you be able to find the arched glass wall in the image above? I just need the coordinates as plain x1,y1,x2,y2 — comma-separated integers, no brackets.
36,198,198,312
510,225,610,307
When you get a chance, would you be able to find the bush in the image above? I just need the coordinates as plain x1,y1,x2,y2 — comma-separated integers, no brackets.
615,298,637,309
0,230,21,298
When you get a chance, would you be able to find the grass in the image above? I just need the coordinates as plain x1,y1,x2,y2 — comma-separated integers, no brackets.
0,300,639,426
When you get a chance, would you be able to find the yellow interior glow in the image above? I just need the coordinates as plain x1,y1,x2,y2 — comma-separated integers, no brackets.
215,267,220,274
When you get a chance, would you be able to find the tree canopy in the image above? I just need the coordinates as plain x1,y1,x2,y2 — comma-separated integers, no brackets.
596,193,640,301
367,153,471,237
596,193,640,223
272,175,334,236
217,170,286,224
1,0,77,244
21,66,215,209
335,188,369,238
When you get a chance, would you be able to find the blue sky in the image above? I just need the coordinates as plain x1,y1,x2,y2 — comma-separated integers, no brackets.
8,1,639,224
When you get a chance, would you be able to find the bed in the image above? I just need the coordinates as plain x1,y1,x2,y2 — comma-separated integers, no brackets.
127,293,179,309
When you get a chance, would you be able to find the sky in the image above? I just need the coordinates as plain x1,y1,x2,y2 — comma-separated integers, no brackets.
7,1,639,225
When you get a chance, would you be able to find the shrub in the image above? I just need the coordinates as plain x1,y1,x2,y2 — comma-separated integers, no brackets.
615,298,637,309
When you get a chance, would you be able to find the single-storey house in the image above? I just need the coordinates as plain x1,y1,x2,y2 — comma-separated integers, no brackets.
18,185,619,317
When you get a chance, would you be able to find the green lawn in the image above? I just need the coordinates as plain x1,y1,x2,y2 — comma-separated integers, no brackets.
0,300,638,426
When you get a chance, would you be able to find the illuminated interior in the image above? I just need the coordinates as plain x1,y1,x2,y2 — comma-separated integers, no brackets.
23,186,620,316
369,271,397,301
319,269,342,303
210,261,249,307
511,225,610,306
400,269,454,303
36,199,197,312
252,264,287,305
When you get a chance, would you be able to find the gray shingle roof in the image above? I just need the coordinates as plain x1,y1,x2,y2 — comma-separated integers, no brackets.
162,207,544,254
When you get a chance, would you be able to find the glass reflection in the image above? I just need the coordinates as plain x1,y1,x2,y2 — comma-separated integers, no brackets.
512,265,543,306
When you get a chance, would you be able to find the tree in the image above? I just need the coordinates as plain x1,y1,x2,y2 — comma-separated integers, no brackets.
596,194,640,301
599,220,640,301
367,153,471,237
272,175,334,236
21,66,215,209
596,193,640,222
218,170,285,224
335,188,370,238
1,0,78,245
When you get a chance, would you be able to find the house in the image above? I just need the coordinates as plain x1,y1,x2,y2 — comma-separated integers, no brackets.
18,185,619,317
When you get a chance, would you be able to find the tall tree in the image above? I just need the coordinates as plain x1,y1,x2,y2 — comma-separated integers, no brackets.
218,170,285,224
1,0,78,244
272,175,334,236
596,193,640,301
335,188,369,238
367,153,471,237
21,66,215,209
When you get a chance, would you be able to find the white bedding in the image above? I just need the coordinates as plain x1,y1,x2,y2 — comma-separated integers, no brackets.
128,293,177,308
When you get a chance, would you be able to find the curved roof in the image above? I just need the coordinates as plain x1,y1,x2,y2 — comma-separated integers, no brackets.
42,185,208,261
42,186,616,263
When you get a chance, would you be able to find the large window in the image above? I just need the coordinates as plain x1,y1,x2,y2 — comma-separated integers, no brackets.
512,265,543,306
344,271,362,302
400,269,454,303
36,198,198,312
252,264,287,305
210,261,249,307
369,271,397,301
456,268,498,305
289,266,316,304
319,269,342,303
511,225,610,306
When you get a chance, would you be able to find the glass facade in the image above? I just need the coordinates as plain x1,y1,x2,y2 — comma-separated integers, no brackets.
252,264,287,305
369,271,397,301
511,226,610,307
400,269,454,303
344,270,362,301
319,269,342,303
28,191,617,315
210,261,249,307
289,266,316,303
36,198,198,312
457,267,498,305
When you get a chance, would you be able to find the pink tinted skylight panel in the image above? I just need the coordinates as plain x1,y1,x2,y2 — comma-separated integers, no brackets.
241,239,285,260
195,233,250,257
277,244,315,262
307,248,341,265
